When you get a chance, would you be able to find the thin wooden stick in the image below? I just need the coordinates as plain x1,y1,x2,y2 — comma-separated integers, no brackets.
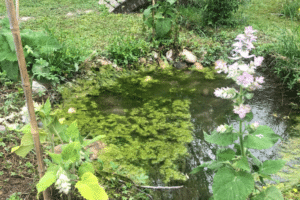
16,0,19,22
5,1,51,199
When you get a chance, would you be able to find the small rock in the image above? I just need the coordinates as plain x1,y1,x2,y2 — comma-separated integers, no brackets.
152,51,159,60
174,61,188,70
180,49,197,63
20,17,34,21
139,57,147,64
166,50,173,62
0,125,6,133
38,121,43,128
66,12,74,17
97,59,111,66
84,10,93,14
194,62,204,70
32,81,47,95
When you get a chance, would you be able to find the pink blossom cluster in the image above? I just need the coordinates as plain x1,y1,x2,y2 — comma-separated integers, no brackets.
214,87,238,99
233,104,251,119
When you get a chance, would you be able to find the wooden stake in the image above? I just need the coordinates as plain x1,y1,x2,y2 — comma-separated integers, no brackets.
16,0,19,22
5,1,51,199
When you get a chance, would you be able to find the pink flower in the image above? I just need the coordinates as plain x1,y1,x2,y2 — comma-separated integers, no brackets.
244,26,257,36
254,56,264,67
256,76,264,84
235,34,246,42
236,72,254,88
233,104,251,119
215,60,228,73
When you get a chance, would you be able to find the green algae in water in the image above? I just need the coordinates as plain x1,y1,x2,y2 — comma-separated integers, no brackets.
57,66,233,184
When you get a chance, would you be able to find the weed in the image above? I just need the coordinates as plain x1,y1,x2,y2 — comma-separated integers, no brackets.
6,192,22,200
281,0,300,21
106,36,152,67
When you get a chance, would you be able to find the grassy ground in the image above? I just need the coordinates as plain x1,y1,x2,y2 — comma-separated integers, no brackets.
1,0,300,199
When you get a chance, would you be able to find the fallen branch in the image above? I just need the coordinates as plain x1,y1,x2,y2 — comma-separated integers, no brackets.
139,185,184,190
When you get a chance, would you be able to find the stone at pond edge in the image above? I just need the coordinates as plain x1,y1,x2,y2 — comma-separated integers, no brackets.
194,62,204,70
180,49,197,63
54,140,107,160
166,50,173,62
174,62,188,70
139,57,147,65
32,81,47,95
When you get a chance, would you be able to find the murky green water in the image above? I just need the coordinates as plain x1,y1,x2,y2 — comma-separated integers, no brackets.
60,66,295,199
151,69,295,200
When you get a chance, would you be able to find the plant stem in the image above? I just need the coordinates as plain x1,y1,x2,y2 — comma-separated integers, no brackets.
239,120,245,157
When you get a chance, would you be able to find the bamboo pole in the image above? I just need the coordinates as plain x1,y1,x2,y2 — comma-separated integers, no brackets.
16,0,19,22
5,1,51,200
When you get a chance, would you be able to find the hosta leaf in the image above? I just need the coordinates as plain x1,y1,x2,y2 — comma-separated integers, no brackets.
259,160,286,176
75,172,108,200
244,126,281,150
212,167,254,200
36,164,59,197
204,130,238,146
78,162,95,178
251,186,284,200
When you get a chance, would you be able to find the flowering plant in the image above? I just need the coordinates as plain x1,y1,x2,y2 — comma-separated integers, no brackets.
12,99,108,200
191,27,286,200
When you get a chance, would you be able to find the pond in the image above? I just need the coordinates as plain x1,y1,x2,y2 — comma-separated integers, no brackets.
151,68,296,200
59,65,297,199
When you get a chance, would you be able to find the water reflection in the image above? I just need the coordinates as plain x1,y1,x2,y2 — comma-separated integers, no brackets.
152,69,292,200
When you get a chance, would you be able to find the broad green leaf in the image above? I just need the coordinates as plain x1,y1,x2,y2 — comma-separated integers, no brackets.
47,119,68,142
82,135,106,147
204,130,238,146
190,160,224,174
43,98,52,116
259,160,286,176
143,6,153,19
11,144,34,158
78,162,95,178
217,149,236,161
251,186,284,200
245,93,254,100
244,112,253,122
65,121,80,142
213,167,254,200
48,152,62,164
233,156,250,172
167,0,177,5
244,126,281,150
155,18,172,38
61,142,81,168
75,172,108,200
246,150,262,167
36,164,59,198
11,130,48,158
